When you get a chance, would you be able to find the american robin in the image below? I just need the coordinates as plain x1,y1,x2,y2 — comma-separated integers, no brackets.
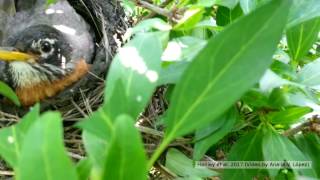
0,0,95,106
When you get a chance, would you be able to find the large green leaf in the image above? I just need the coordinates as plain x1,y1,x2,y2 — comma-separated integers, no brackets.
17,112,78,180
103,115,147,180
0,104,40,168
222,130,266,179
287,18,320,61
262,127,317,178
193,107,238,160
0,81,20,106
104,33,162,120
164,0,291,139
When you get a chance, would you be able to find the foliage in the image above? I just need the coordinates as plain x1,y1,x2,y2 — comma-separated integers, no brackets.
0,0,320,179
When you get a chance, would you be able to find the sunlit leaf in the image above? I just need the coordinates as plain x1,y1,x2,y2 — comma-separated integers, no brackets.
104,33,162,120
165,0,291,139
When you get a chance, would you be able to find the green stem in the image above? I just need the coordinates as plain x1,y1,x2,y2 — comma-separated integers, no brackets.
147,135,173,169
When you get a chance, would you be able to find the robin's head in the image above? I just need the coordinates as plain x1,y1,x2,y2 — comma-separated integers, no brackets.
0,1,94,106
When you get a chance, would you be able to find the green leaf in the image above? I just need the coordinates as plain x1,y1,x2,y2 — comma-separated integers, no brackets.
165,148,217,178
298,58,320,88
103,115,147,180
267,106,312,125
82,131,108,171
104,33,162,120
158,62,190,85
287,0,320,28
216,4,243,26
77,109,112,171
162,36,207,62
77,109,113,140
287,18,320,61
174,7,204,31
222,130,266,179
268,88,290,108
262,127,317,178
0,104,40,168
294,133,320,178
17,112,78,180
242,89,269,108
132,18,171,34
0,81,20,106
193,107,238,160
76,158,92,180
165,0,291,139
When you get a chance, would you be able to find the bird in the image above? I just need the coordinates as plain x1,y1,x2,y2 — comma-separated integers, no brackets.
0,0,95,106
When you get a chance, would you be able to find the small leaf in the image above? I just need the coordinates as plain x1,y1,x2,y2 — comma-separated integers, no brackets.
104,33,162,120
262,127,317,178
103,115,147,180
267,106,312,125
216,4,243,26
287,18,320,61
222,130,266,179
193,107,238,160
165,148,217,178
0,81,20,106
17,112,78,180
294,133,320,178
165,0,291,139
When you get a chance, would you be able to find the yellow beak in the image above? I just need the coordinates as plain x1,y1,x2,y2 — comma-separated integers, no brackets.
0,48,35,62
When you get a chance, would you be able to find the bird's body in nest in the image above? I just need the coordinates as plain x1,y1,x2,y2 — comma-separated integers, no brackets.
0,0,95,106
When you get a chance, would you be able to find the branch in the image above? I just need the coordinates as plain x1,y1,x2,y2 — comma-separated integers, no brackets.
283,116,320,137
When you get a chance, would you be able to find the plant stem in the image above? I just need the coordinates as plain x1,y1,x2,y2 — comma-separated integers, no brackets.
147,135,173,169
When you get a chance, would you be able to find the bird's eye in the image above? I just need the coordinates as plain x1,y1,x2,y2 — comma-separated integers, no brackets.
40,41,52,53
